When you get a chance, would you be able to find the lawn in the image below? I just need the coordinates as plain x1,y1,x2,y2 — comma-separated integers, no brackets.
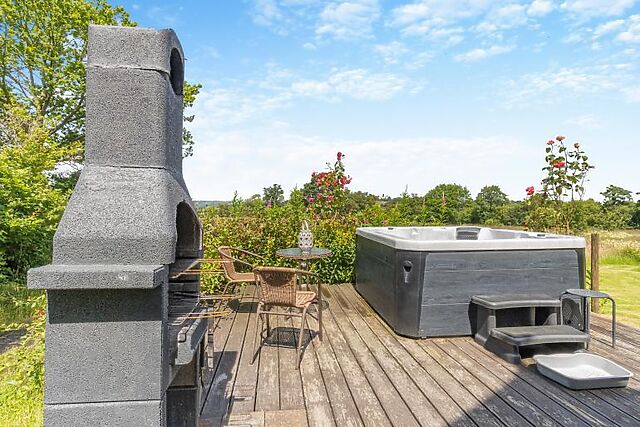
586,229,640,327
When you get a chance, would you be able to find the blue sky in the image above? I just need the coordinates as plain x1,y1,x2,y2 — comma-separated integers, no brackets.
118,1,640,201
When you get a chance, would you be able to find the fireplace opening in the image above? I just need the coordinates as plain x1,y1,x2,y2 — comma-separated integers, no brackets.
175,202,201,260
169,48,184,96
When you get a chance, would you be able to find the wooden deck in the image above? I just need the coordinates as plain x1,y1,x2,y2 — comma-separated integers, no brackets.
199,284,640,426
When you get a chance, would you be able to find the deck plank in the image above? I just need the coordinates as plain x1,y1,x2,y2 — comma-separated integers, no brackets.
201,286,256,424
328,287,420,427
419,339,533,426
452,338,610,426
278,314,306,411
200,286,248,414
255,307,281,412
298,319,336,427
303,292,366,427
331,285,447,427
202,284,640,427
336,284,475,427
225,288,261,416
313,289,391,427
435,339,574,427
467,334,640,426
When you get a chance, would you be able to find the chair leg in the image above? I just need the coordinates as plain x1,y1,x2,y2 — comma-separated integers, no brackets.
297,307,308,369
317,297,323,342
265,307,271,337
251,303,263,365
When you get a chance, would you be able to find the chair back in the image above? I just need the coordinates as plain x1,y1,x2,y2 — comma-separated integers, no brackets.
218,246,242,281
253,267,299,306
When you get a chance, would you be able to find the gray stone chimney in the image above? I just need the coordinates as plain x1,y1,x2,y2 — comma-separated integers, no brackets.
28,25,206,427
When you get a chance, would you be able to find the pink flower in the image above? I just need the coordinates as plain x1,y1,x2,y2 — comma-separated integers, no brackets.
317,192,323,198
547,140,554,145
553,161,566,168
307,196,315,203
337,152,343,161
526,186,535,196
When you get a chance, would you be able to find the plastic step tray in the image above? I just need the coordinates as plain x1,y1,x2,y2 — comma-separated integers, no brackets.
534,353,633,390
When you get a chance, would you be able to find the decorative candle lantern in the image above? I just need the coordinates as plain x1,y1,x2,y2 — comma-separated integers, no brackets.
298,220,313,253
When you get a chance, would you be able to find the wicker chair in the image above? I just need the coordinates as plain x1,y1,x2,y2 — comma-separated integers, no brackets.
218,246,266,286
251,266,319,368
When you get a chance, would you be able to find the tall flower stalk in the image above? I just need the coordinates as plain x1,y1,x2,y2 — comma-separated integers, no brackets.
540,135,594,232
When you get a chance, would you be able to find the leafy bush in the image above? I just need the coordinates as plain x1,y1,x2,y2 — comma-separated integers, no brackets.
0,292,45,427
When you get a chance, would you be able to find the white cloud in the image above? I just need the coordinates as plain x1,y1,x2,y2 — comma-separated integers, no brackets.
390,0,490,26
316,0,380,40
594,19,626,37
618,15,640,42
406,51,435,69
454,45,515,62
527,0,556,17
503,63,637,106
183,128,533,200
388,1,493,41
565,114,604,129
563,32,585,43
561,0,636,17
474,4,529,34
302,42,317,50
190,66,416,131
624,86,640,101
292,68,410,100
374,41,409,64
252,0,287,33
146,6,179,26
427,27,465,45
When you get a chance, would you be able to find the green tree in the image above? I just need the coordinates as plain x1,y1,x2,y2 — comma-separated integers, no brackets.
0,105,70,276
0,0,200,160
262,184,284,207
424,183,472,225
472,185,508,224
601,185,634,207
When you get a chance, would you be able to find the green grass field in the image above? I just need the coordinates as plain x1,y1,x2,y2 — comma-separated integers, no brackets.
587,230,640,327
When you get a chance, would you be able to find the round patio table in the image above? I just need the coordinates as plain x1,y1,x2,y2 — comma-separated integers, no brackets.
276,247,332,270
276,247,331,341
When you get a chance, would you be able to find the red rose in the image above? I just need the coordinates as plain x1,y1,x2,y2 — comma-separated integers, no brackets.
337,152,343,161
553,161,566,168
526,186,535,196
307,196,315,203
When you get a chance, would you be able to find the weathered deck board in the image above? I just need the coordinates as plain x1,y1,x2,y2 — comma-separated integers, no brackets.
201,284,640,427
201,286,256,424
334,284,474,427
312,294,390,427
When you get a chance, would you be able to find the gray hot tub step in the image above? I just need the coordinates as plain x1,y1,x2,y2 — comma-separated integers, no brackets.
487,325,590,363
491,325,590,346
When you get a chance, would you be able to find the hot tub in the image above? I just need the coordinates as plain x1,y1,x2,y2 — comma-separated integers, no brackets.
355,226,586,338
